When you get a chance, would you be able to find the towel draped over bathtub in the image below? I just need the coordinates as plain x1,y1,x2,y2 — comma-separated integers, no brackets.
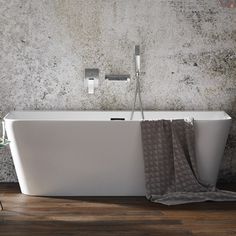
141,119,236,205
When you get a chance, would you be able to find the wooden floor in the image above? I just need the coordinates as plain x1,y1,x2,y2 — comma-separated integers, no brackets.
1,184,236,236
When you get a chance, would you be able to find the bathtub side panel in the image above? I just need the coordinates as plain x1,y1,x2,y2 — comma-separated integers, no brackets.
195,119,231,186
4,121,30,193
6,120,146,196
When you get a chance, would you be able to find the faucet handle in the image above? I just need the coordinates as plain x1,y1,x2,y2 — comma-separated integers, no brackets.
88,78,95,94
85,69,99,94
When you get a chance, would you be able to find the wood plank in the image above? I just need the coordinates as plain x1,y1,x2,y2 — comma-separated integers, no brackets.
1,183,236,236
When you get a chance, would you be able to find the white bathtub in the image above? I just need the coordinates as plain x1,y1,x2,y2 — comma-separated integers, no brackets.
4,111,231,196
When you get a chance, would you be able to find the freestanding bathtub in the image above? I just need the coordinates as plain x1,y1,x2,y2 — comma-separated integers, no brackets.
4,111,231,196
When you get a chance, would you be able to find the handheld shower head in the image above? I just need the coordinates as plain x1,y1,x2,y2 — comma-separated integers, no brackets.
135,45,140,75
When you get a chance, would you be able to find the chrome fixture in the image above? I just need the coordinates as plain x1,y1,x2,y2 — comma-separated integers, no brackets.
105,74,130,82
130,45,144,120
135,45,140,76
0,115,9,210
84,68,99,94
0,116,10,149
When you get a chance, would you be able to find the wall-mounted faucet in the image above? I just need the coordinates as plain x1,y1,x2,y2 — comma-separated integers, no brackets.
105,74,130,82
84,68,99,94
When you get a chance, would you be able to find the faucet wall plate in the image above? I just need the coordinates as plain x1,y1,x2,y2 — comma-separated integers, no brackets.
85,68,99,94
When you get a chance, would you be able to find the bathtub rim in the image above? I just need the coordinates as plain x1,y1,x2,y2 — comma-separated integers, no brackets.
4,110,232,122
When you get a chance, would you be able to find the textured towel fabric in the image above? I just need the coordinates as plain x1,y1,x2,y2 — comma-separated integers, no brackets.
141,119,236,205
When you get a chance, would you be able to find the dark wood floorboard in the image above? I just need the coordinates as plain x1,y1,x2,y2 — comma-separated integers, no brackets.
1,183,236,236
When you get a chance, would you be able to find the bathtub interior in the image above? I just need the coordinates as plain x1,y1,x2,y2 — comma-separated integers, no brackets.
4,110,231,121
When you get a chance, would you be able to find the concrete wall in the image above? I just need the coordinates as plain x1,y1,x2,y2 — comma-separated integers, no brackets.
0,0,235,182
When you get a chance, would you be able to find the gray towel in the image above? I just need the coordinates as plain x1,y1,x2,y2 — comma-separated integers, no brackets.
141,119,236,205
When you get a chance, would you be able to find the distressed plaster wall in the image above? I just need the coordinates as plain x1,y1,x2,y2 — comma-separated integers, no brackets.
0,0,235,182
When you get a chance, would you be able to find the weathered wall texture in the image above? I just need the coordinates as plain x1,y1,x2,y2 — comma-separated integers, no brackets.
0,0,235,182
